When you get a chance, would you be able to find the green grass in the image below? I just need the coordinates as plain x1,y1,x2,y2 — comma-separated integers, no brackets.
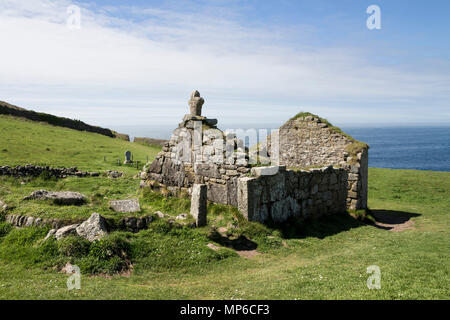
0,115,160,174
0,115,448,299
0,167,448,299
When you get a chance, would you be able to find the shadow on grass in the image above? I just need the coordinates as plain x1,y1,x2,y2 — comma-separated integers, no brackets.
368,209,421,231
268,209,421,240
208,231,258,252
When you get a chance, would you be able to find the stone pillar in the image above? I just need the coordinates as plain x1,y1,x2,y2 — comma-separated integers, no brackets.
190,184,207,227
358,148,369,209
237,177,256,221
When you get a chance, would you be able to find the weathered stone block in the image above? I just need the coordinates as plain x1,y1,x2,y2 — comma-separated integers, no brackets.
55,224,79,240
251,166,280,176
207,183,228,204
109,199,140,213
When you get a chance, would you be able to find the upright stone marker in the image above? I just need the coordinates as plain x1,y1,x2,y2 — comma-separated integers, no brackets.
188,90,205,116
190,184,207,227
124,150,132,164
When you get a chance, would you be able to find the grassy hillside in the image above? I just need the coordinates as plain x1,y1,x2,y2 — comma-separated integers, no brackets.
0,115,160,174
0,115,448,299
0,101,129,140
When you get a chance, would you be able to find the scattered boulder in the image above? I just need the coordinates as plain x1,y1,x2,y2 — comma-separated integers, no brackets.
55,224,79,240
109,199,140,213
106,171,123,179
76,213,108,242
23,190,86,205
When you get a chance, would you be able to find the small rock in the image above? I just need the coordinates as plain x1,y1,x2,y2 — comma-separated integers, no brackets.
61,262,79,274
207,243,221,251
44,229,56,241
176,213,188,220
76,213,108,242
24,216,35,227
55,224,79,240
106,171,123,179
109,199,140,213
155,211,167,219
0,200,8,212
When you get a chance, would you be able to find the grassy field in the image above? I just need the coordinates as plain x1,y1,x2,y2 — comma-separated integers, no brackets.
0,115,449,299
0,114,160,174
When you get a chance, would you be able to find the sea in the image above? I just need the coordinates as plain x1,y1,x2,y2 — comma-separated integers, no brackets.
114,125,450,172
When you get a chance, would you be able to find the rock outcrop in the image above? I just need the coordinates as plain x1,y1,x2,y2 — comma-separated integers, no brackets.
55,224,79,240
76,213,108,241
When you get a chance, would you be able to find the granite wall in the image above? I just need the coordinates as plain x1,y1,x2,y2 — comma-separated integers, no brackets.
237,165,348,223
140,114,251,206
268,115,369,210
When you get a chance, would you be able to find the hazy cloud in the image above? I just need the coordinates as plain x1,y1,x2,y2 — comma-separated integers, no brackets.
0,0,449,129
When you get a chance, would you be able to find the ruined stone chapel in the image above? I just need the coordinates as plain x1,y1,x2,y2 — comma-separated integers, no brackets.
140,91,368,223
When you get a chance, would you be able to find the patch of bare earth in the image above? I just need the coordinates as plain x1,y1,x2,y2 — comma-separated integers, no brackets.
370,210,418,232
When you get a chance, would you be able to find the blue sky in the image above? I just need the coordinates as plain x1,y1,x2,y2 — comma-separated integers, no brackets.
0,0,449,134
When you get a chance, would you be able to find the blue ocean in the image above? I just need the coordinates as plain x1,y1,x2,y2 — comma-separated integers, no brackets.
114,125,450,172
344,127,450,172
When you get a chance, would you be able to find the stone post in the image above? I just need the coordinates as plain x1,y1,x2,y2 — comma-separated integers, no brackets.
190,184,207,227
237,177,255,221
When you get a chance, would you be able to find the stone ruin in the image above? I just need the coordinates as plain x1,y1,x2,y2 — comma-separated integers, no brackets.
140,91,369,224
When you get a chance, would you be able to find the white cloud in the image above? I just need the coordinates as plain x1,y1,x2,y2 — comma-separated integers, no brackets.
0,0,449,131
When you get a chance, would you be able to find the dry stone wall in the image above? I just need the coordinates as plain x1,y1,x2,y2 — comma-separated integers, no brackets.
0,165,98,178
0,101,129,140
238,165,348,223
